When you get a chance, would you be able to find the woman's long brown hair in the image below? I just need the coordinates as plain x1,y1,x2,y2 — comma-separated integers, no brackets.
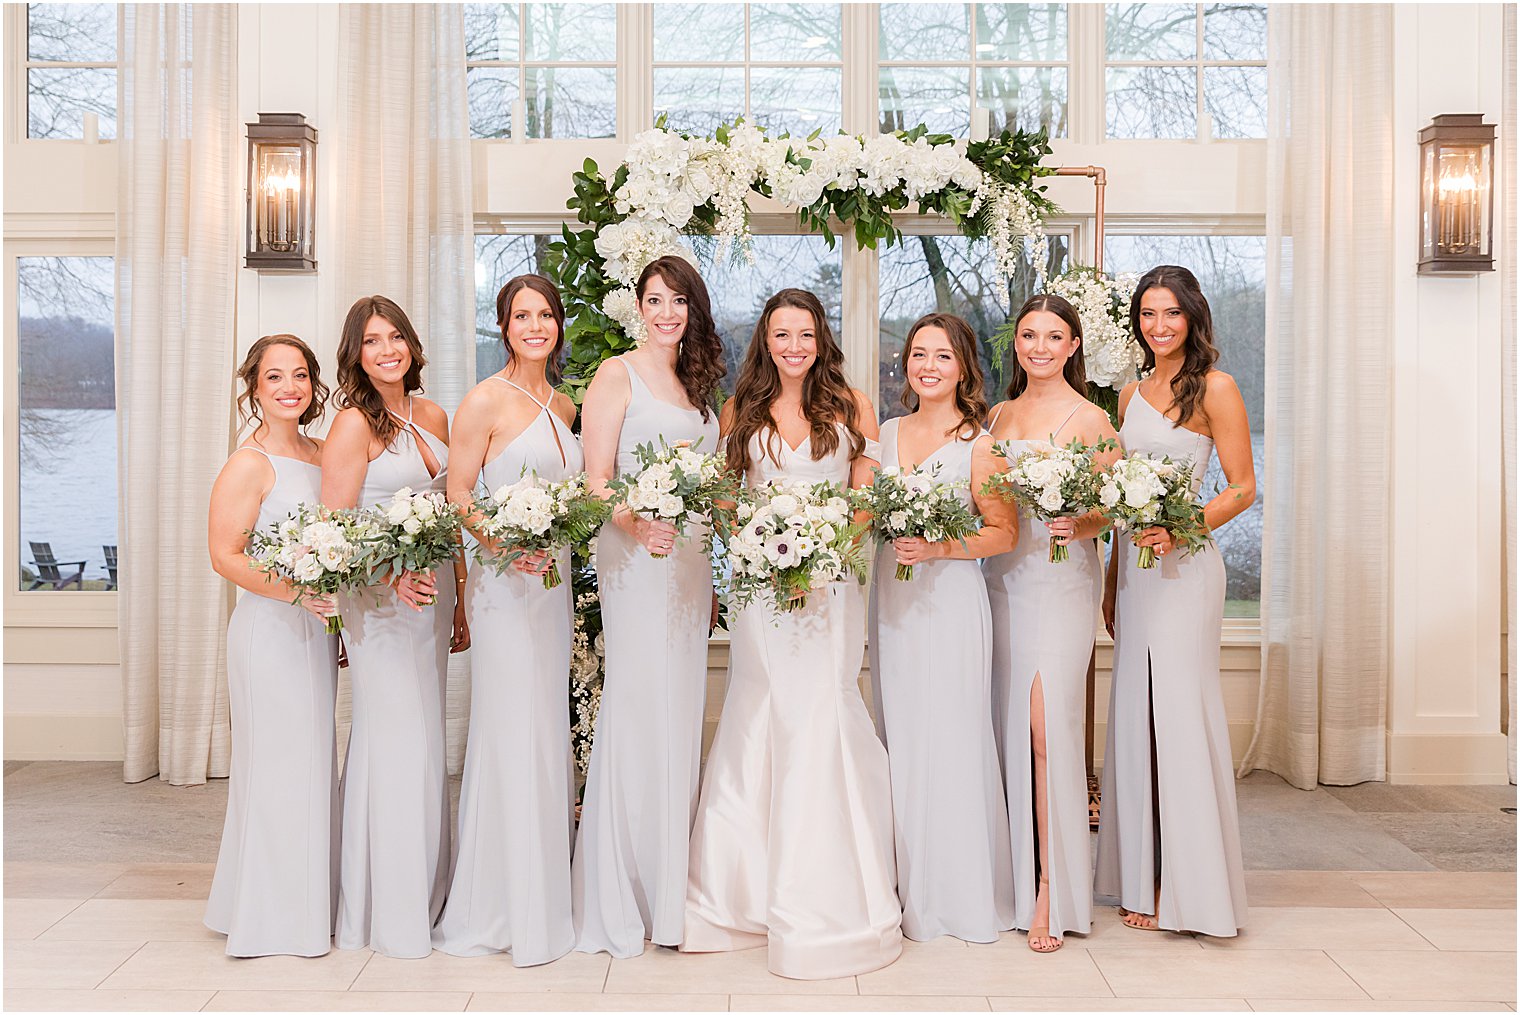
900,312,988,438
725,288,865,478
636,256,725,421
236,333,329,429
335,295,426,447
1004,294,1089,400
1129,264,1219,428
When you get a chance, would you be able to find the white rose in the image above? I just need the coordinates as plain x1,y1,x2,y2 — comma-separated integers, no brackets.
414,496,437,521
888,511,909,531
657,493,683,518
769,493,800,518
402,516,423,535
386,500,412,525
1038,488,1065,514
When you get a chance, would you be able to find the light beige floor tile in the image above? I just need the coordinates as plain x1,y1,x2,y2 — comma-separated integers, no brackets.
3,940,145,989
1241,872,1381,909
3,988,214,1011
95,863,217,901
206,989,472,1011
1196,907,1433,951
40,899,222,942
603,944,857,995
1349,872,1517,909
4,898,83,939
470,994,730,1011
4,863,129,900
1393,908,1519,951
996,912,1206,951
99,940,370,991
733,996,992,1011
990,1000,1250,1011
1089,949,1367,999
1247,1001,1511,1012
350,948,610,993
857,939,1111,997
1326,949,1517,1002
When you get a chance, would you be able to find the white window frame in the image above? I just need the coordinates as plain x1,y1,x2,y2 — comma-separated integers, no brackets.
9,3,121,145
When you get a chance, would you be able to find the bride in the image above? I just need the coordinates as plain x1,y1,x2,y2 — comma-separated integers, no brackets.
682,288,902,979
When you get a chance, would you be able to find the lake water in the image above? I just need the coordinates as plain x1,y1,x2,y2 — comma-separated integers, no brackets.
19,408,118,584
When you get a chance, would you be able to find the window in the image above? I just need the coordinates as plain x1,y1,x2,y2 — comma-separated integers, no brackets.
1104,3,1267,139
17,255,117,592
474,233,559,377
879,3,1068,137
464,3,618,139
1104,233,1265,614
24,3,118,140
653,4,843,137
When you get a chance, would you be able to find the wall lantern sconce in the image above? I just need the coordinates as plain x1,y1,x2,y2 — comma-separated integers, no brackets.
1418,114,1495,275
245,113,317,274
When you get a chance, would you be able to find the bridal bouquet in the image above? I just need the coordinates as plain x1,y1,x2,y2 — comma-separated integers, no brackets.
359,487,461,595
725,480,869,612
469,473,610,589
1098,454,1210,569
246,504,368,634
854,464,980,581
984,437,1116,563
606,438,739,557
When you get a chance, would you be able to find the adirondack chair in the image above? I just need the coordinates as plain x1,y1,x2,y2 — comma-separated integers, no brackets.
103,545,118,591
27,541,85,591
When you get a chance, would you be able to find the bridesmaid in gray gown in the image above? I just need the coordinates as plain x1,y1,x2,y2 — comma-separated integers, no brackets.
869,313,1017,944
1096,265,1255,937
572,256,726,958
206,335,339,957
985,296,1120,953
434,275,582,964
322,296,470,958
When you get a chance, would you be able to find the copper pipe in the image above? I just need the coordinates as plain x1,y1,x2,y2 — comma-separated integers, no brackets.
1052,165,1108,273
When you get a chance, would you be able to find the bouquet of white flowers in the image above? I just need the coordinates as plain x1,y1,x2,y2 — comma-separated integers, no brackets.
725,480,869,613
854,464,980,581
1098,453,1211,569
605,438,739,558
470,473,610,589
246,503,369,633
359,487,461,595
983,437,1116,563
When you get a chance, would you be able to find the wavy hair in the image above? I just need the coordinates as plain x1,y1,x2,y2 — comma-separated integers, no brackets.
1128,264,1219,428
236,333,328,429
1004,294,1089,400
726,288,865,478
637,256,725,421
900,312,988,438
335,295,426,447
496,274,566,383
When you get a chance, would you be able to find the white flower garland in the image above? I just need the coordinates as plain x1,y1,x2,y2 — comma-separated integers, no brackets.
1043,269,1143,391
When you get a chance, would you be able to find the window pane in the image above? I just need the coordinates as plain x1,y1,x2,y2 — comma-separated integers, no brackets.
27,67,116,140
464,3,518,62
977,66,1068,138
976,3,1067,62
1204,64,1267,139
654,67,746,135
1203,2,1267,61
524,3,616,62
27,3,116,62
879,3,969,62
18,255,117,592
653,3,744,62
1103,234,1266,612
1105,64,1196,139
474,235,558,379
1105,3,1197,61
750,66,842,137
878,234,1070,420
879,66,969,135
525,66,616,138
750,4,842,62
467,66,518,139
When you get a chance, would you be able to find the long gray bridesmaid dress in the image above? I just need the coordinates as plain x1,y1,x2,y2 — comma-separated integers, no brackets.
869,418,1015,944
433,378,582,964
1094,389,1248,937
205,446,340,957
334,400,455,958
984,402,1098,941
572,355,718,958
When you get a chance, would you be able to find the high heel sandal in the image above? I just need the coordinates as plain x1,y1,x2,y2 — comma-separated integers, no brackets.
1028,877,1063,953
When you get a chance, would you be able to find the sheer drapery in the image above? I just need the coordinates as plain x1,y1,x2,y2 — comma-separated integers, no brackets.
117,4,239,785
1504,6,1516,784
336,4,476,771
1237,5,1393,789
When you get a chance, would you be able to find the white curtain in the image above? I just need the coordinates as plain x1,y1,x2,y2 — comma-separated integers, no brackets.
1237,5,1393,789
336,4,476,771
117,5,240,785
1504,6,1516,784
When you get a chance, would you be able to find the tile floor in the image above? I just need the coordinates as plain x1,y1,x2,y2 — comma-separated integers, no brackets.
4,764,1515,1012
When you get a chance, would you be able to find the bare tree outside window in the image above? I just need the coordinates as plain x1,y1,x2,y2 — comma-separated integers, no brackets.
25,3,119,140
465,4,617,139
